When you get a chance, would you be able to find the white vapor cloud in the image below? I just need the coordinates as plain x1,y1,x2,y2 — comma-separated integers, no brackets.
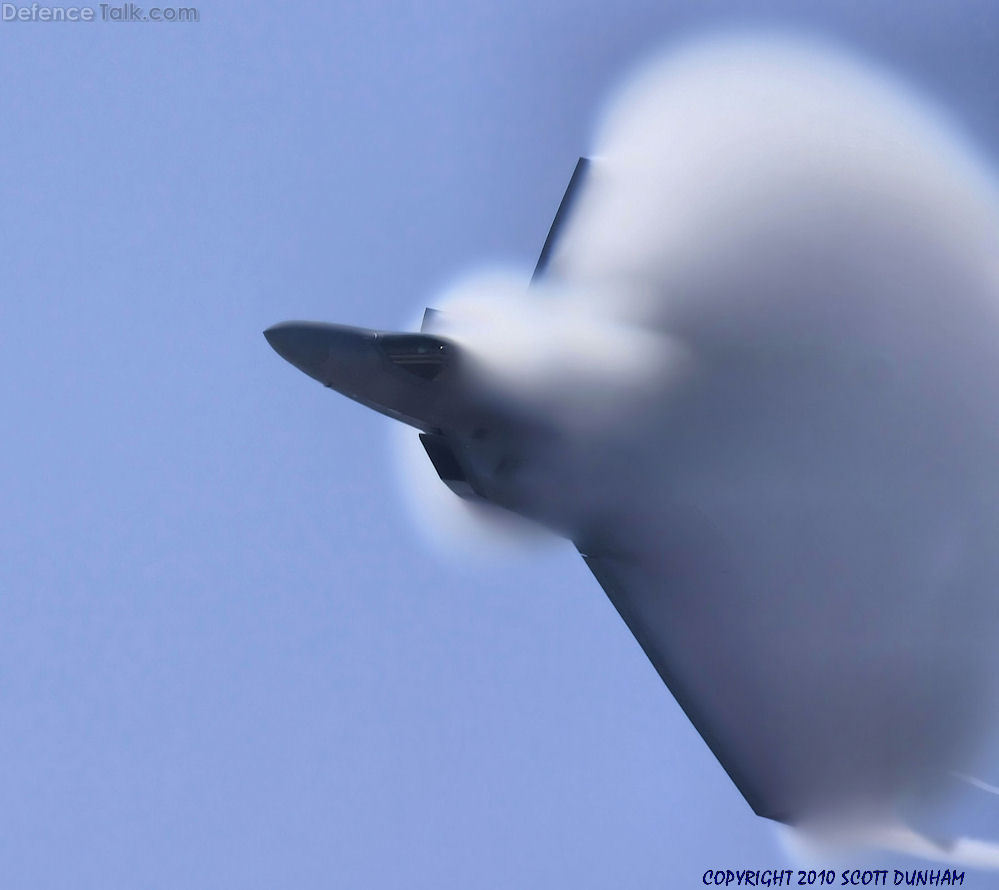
396,34,999,853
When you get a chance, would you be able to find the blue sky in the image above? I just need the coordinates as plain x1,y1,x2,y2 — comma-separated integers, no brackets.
3,1,999,887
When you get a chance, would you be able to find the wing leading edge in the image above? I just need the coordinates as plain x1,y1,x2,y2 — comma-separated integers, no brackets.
532,157,591,283
541,160,781,817
579,547,787,822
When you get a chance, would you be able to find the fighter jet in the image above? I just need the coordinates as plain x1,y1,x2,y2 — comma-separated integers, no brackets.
264,158,592,512
265,141,999,850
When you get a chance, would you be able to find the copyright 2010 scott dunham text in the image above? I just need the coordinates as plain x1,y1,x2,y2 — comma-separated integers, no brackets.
702,869,968,887
2,3,199,21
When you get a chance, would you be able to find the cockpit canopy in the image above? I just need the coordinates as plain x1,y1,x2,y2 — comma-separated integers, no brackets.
377,334,451,381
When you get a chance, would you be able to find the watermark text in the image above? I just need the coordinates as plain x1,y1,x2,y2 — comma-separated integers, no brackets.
1,2,200,21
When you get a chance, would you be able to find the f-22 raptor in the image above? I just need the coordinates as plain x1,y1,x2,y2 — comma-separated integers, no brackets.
265,157,994,841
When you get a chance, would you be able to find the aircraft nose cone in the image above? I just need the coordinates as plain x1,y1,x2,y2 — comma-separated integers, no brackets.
264,319,456,431
264,322,335,382
264,321,379,386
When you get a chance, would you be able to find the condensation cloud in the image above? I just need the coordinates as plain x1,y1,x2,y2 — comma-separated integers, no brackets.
395,34,999,859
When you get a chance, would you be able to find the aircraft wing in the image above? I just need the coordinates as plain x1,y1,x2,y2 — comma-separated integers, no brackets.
537,157,788,822
532,157,591,283
578,545,787,822
418,159,592,334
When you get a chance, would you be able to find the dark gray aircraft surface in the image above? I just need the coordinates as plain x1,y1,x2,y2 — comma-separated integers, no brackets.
265,157,593,516
265,153,999,847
